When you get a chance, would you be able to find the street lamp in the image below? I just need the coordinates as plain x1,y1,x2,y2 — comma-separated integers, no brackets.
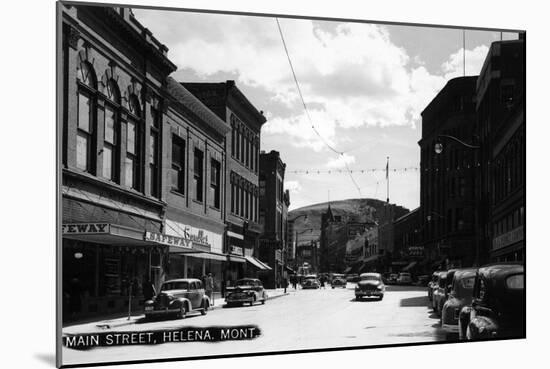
285,214,308,291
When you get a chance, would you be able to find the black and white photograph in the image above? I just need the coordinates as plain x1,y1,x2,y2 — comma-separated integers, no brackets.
54,0,528,367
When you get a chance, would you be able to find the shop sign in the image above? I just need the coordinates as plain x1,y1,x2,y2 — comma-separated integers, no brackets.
493,226,524,251
144,232,193,249
165,220,221,253
62,223,110,234
407,246,424,257
275,249,282,262
230,246,244,255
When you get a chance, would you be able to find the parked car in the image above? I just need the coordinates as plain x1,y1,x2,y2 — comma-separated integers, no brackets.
387,273,398,285
458,263,525,341
431,271,448,315
331,275,347,288
144,278,210,319
416,275,430,286
397,272,413,285
440,268,476,338
355,273,385,300
302,275,321,289
428,271,444,301
225,278,267,306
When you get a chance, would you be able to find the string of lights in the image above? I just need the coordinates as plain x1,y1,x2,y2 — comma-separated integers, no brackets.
287,162,491,175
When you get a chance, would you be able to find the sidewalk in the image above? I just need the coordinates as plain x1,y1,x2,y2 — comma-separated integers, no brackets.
63,288,291,335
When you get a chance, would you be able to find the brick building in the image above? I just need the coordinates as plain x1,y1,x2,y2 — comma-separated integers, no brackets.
60,5,177,321
183,81,270,284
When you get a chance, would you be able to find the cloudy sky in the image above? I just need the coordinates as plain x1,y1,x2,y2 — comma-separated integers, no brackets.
133,8,518,211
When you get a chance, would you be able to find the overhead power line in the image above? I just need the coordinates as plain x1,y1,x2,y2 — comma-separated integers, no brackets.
275,18,362,197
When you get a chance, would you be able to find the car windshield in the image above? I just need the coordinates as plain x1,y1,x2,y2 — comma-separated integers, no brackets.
305,276,317,280
236,279,255,286
459,276,475,290
506,274,524,289
161,281,189,291
361,275,380,281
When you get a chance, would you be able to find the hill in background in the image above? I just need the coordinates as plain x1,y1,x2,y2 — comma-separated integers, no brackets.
288,198,409,244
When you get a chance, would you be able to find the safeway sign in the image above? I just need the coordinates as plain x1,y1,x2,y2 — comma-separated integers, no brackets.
62,223,111,234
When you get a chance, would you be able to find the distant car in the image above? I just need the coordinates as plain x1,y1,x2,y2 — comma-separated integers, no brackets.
441,268,476,338
416,275,430,286
144,278,210,319
302,275,321,289
387,273,398,285
459,263,525,341
225,278,267,306
397,272,413,285
428,271,445,301
331,275,347,288
346,274,361,283
355,273,385,300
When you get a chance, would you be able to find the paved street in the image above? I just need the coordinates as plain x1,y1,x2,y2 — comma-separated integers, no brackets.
62,284,445,366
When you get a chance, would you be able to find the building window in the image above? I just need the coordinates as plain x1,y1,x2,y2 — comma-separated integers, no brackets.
245,187,249,219
245,133,250,167
77,91,94,172
125,96,142,191
210,158,221,209
149,108,161,198
235,127,241,161
231,182,235,213
240,186,245,217
171,135,185,194
102,80,120,182
231,124,236,157
235,182,240,215
194,148,204,202
240,129,245,162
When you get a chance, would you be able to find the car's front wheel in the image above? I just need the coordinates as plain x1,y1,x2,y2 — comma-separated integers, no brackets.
178,305,187,319
379,295,384,301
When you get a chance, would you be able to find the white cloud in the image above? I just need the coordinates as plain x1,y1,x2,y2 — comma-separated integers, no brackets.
441,45,489,79
284,180,302,193
326,153,356,169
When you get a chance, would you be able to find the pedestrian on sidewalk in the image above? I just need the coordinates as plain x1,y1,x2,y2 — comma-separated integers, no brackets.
291,275,297,290
142,276,156,301
205,273,214,306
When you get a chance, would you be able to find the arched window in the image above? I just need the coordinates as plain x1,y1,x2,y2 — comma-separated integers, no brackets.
76,62,97,173
102,79,120,181
125,95,142,191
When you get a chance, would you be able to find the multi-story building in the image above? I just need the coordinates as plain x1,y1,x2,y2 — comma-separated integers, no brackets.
258,150,290,288
477,37,525,263
60,5,177,321
418,76,479,269
393,208,423,273
319,204,348,273
377,203,409,272
182,81,268,284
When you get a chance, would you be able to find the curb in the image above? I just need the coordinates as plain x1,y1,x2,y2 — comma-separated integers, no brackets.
93,292,291,330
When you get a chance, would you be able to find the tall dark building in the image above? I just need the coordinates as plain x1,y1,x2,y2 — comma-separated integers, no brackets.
418,76,479,269
477,37,525,263
258,150,290,287
182,81,268,283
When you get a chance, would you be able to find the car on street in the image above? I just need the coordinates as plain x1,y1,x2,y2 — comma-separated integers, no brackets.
432,270,452,315
302,275,321,289
346,274,360,283
458,263,525,341
440,268,476,338
396,272,413,285
428,271,444,301
331,274,347,288
225,278,267,306
355,272,385,300
387,273,398,285
144,278,210,319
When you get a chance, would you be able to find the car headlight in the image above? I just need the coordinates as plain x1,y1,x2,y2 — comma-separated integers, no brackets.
377,285,383,290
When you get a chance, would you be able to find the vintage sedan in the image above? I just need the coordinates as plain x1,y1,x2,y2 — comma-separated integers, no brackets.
355,273,385,300
431,271,448,315
225,278,267,306
331,275,347,288
458,263,525,341
144,278,210,319
440,268,476,338
396,272,413,285
428,271,444,301
302,275,321,289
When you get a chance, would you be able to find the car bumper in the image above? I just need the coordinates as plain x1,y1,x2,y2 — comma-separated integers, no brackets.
226,296,254,303
441,323,459,333
144,307,179,316
355,290,383,296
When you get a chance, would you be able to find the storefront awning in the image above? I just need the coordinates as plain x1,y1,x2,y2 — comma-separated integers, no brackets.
402,261,417,271
244,256,272,271
228,255,246,263
187,252,228,262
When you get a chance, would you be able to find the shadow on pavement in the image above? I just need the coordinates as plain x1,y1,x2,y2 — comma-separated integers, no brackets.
136,312,204,324
34,353,55,366
350,297,383,303
386,285,428,292
399,296,429,307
